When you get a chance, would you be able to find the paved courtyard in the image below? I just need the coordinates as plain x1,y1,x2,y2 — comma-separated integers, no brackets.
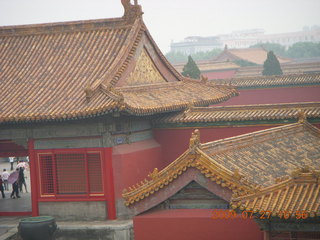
0,159,32,213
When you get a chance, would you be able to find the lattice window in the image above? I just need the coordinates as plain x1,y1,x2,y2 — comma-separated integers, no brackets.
55,153,87,194
39,155,55,194
38,151,103,197
87,153,103,193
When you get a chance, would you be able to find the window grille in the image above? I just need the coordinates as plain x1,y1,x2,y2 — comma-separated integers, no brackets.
39,151,103,197
87,153,103,193
39,155,55,194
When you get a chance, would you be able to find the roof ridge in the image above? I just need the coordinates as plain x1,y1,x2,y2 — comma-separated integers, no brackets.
0,18,130,37
85,17,144,99
143,23,184,82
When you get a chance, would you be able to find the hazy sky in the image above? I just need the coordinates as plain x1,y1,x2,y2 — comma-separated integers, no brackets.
0,0,319,53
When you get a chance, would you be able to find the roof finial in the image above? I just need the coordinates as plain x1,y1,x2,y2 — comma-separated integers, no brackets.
121,0,143,23
189,129,201,152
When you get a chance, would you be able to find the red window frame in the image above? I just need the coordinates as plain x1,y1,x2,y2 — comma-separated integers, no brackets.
37,148,106,200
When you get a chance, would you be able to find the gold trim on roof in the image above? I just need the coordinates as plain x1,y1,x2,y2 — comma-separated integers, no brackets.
126,49,167,86
122,129,255,206
231,168,320,217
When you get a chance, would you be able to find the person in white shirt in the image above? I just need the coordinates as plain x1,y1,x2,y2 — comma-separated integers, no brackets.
1,169,10,191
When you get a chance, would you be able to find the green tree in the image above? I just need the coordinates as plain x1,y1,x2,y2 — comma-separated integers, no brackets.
262,51,283,76
287,42,320,58
182,56,201,79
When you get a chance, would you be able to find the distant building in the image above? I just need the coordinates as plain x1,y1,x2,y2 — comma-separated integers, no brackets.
170,27,320,53
170,36,222,55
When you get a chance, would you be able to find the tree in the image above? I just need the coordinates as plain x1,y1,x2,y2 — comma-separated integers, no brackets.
250,43,286,57
262,51,283,76
181,56,201,79
287,42,320,58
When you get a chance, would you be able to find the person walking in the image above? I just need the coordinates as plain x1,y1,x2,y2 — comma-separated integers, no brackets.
10,168,20,199
19,167,28,193
9,157,14,171
1,169,9,191
0,176,5,198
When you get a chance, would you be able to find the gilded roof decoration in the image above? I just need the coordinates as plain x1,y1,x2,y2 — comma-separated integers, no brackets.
211,72,320,88
123,121,320,207
126,49,167,85
154,102,320,124
231,168,320,217
0,1,237,124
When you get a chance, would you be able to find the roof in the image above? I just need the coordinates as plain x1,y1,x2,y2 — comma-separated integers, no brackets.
123,119,320,206
173,61,240,73
235,61,320,78
214,47,291,65
0,1,237,124
154,102,320,125
231,169,320,217
211,72,320,88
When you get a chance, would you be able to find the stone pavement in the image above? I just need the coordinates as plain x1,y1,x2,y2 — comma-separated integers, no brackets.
0,216,133,240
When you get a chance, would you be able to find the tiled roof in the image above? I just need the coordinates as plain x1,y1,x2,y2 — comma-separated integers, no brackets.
120,80,237,116
231,169,320,217
214,47,291,65
173,61,240,73
201,120,320,187
123,120,320,206
235,61,320,78
0,2,237,124
211,73,320,88
154,102,320,124
122,130,255,206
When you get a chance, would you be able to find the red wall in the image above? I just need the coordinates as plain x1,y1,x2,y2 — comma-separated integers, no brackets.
216,85,320,106
153,126,274,166
112,139,163,198
134,209,263,240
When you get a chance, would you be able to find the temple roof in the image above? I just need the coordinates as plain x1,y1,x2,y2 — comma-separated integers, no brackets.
0,1,237,124
174,61,240,73
123,120,320,207
231,169,320,217
214,47,291,65
211,72,320,88
154,102,320,125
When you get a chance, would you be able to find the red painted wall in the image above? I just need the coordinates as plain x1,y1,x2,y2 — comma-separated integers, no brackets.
112,139,163,198
216,85,320,106
153,126,275,166
134,209,263,240
203,70,236,80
